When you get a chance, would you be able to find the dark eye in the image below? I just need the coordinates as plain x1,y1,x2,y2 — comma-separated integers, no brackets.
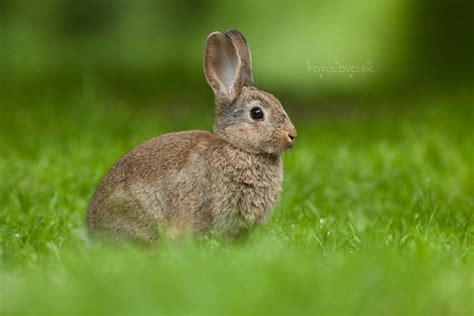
250,106,264,121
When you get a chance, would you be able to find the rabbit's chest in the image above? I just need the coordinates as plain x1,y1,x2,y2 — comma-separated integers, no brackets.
212,154,283,234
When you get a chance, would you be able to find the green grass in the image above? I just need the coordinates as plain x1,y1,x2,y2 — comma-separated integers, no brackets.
0,93,473,315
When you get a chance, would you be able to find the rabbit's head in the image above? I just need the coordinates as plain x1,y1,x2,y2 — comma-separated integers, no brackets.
204,30,296,155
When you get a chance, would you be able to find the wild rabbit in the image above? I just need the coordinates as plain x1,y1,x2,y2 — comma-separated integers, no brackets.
87,30,296,242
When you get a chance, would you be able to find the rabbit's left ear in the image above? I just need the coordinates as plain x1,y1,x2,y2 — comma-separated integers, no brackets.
225,29,253,86
204,32,242,103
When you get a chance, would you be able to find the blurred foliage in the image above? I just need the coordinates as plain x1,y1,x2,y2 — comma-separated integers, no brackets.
1,0,472,102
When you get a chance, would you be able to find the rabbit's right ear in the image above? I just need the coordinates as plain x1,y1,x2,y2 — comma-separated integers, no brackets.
204,32,242,104
225,29,253,86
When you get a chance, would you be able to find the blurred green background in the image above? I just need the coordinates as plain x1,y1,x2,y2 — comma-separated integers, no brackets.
1,0,472,101
0,1,473,315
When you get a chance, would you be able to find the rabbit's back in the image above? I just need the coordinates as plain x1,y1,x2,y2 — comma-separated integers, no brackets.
87,131,220,241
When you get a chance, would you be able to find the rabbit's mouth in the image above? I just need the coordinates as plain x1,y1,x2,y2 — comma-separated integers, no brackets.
262,139,295,155
273,129,297,153
281,141,295,152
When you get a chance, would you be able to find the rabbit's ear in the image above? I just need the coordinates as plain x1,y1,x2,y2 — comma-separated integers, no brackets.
204,32,242,103
225,29,253,86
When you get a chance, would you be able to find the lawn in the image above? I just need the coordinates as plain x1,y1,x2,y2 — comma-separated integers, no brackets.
0,91,473,315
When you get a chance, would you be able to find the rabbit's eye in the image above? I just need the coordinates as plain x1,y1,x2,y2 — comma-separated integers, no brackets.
250,106,264,121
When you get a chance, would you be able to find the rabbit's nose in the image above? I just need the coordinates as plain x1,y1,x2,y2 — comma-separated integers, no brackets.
287,126,297,143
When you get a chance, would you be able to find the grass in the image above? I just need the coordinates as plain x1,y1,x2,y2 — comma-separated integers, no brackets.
0,91,473,315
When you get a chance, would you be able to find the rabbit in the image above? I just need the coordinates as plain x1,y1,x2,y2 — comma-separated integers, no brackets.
87,29,297,243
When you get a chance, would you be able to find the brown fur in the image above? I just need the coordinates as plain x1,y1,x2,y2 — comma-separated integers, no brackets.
87,30,296,242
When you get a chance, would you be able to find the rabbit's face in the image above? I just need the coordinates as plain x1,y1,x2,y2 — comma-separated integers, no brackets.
215,86,296,154
204,30,295,154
